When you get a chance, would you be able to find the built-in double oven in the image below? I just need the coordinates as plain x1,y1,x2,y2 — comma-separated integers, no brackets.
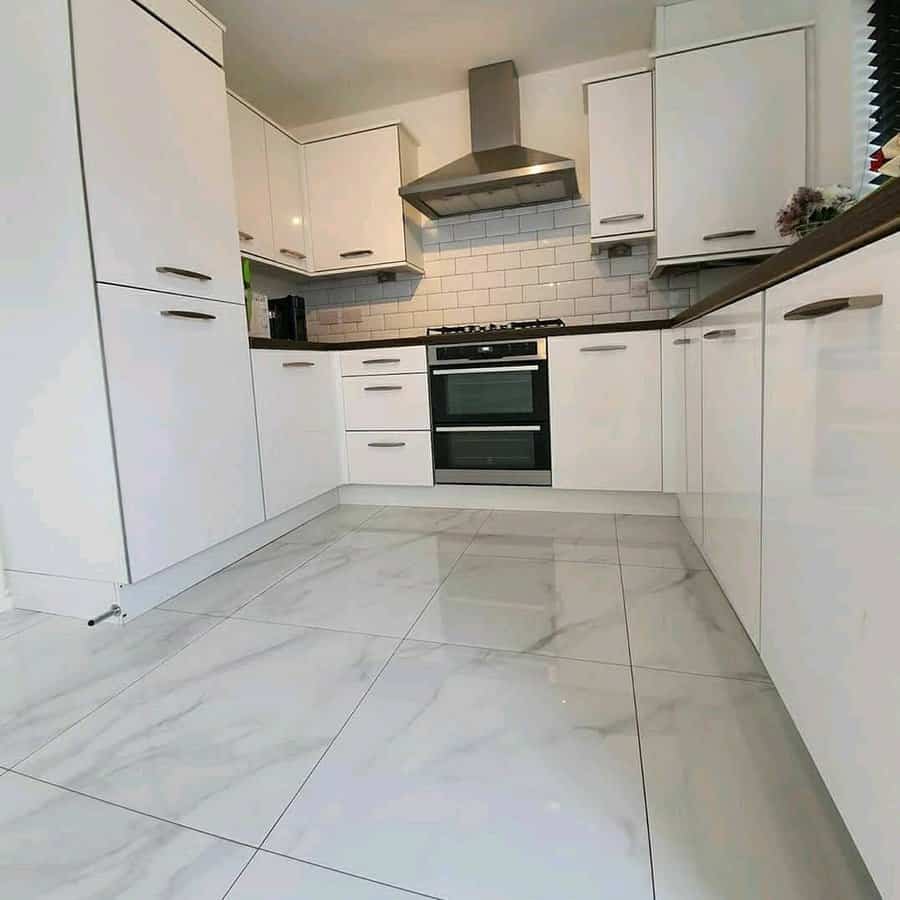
428,338,551,485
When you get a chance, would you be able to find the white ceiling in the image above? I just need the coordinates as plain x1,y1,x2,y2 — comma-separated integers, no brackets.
201,0,663,127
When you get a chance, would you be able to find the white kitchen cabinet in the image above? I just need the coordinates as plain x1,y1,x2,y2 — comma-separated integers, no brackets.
701,293,763,646
343,374,430,431
266,124,312,271
550,331,662,491
655,29,806,265
588,71,654,243
762,236,900,899
346,431,434,486
662,327,687,493
99,285,264,582
228,93,276,261
340,345,427,376
305,124,423,274
71,0,243,303
251,350,342,518
679,322,704,547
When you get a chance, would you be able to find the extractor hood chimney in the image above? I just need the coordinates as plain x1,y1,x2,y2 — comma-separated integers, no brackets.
399,60,579,219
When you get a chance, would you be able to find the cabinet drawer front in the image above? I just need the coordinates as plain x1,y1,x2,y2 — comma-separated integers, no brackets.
346,431,433,486
100,286,263,581
549,331,662,491
762,234,900,898
73,0,243,303
340,345,426,376
343,374,430,431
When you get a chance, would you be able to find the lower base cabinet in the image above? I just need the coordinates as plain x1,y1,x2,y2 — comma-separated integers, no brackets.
346,431,433,486
762,236,900,899
679,322,704,547
100,285,264,581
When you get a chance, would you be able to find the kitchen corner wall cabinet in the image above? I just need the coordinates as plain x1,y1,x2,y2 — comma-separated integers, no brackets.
700,292,763,647
587,71,655,244
72,0,243,303
550,331,662,491
100,286,264,582
227,92,313,273
762,234,900,899
251,350,342,518
654,28,806,268
304,124,424,275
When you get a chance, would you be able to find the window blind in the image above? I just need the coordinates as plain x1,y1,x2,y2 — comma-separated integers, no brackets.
868,0,900,183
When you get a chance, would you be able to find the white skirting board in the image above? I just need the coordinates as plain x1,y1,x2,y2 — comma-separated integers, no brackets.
339,484,679,516
8,490,340,623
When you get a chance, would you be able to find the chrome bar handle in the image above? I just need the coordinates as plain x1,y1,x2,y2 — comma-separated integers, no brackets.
280,248,307,260
364,385,403,391
88,604,122,627
368,441,406,448
702,229,757,241
598,213,645,224
703,329,737,340
156,266,212,281
580,344,628,352
362,358,401,365
784,294,883,321
160,310,216,321
340,249,374,258
238,231,254,241
673,338,691,345
282,361,315,368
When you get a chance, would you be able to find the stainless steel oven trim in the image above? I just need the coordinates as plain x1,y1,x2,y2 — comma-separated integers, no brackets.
432,365,539,375
427,337,547,364
435,425,541,432
434,468,551,486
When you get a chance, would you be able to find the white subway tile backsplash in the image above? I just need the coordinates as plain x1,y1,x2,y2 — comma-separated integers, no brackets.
298,200,693,338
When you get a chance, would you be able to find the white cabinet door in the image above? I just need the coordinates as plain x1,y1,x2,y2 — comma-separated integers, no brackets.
346,431,434,486
662,327,687,493
701,293,763,646
588,72,654,241
266,124,312,271
251,351,341,518
762,236,900,900
655,29,805,263
305,126,406,271
679,323,704,547
343,374,430,431
99,286,263,582
550,331,662,491
72,0,243,303
227,94,275,261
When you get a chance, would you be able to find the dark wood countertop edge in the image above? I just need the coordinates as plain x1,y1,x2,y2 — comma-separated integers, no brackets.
671,178,900,326
249,319,671,352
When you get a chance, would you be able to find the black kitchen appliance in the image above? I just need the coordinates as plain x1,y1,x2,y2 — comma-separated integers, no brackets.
267,295,307,341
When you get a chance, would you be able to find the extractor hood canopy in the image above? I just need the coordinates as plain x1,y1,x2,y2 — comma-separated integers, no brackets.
399,60,579,219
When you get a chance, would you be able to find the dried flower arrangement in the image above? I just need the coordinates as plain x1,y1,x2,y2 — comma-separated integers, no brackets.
776,185,856,239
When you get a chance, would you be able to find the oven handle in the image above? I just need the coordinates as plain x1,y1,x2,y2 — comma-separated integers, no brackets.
431,365,539,375
435,425,542,432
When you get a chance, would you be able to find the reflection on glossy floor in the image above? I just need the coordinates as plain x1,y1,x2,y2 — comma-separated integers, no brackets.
0,506,879,899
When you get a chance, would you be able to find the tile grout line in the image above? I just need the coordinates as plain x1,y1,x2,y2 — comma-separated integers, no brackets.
615,514,658,900
223,508,491,899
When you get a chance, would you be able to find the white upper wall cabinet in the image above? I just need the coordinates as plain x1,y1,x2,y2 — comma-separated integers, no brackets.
266,124,312,271
655,29,806,265
588,72,655,243
71,0,243,303
304,124,424,274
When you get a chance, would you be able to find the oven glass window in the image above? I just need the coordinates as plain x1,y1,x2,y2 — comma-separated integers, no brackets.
434,430,544,471
441,370,537,418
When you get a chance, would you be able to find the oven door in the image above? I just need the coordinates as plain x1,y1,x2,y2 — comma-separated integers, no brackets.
429,362,549,426
433,425,551,485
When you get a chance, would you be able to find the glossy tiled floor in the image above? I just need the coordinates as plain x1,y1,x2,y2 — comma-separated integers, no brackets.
0,506,879,899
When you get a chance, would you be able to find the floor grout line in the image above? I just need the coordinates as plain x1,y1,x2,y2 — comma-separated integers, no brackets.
615,513,658,900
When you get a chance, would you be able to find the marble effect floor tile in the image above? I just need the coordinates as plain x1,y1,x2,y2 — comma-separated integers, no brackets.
410,554,630,664
623,566,768,681
21,619,397,845
616,515,707,569
358,505,490,536
162,540,325,617
228,852,436,899
265,641,653,900
0,607,49,640
465,509,619,563
274,505,383,548
0,610,216,767
237,529,470,637
0,772,251,899
634,668,880,900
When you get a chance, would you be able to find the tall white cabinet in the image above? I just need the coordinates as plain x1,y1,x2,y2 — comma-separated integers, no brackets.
762,236,900,899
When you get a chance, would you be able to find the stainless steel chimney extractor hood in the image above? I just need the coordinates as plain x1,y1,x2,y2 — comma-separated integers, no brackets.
399,60,579,219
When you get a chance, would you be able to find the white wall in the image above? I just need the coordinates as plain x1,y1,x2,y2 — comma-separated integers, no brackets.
655,0,858,188
290,51,650,200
